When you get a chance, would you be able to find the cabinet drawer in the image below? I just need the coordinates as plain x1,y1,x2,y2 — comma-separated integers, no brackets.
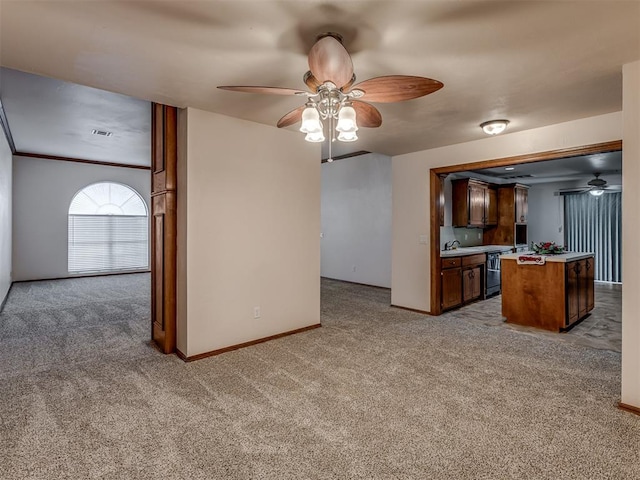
441,257,461,269
462,253,486,266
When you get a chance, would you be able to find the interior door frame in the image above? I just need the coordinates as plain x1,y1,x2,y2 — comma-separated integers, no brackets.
429,140,622,315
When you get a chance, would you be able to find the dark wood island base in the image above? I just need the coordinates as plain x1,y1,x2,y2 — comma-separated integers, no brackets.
501,253,595,332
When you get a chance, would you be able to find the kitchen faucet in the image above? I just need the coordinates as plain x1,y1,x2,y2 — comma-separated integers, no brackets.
445,240,461,251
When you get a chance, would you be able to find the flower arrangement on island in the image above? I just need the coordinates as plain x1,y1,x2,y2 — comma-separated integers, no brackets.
530,241,565,255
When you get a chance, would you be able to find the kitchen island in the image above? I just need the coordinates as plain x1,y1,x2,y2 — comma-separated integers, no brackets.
501,252,595,331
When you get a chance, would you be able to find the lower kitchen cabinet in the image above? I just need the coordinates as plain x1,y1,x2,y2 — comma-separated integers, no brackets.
567,258,595,327
441,266,462,310
463,266,482,302
441,254,486,311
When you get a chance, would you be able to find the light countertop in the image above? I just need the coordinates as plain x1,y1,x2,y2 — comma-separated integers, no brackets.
500,252,594,263
440,245,516,258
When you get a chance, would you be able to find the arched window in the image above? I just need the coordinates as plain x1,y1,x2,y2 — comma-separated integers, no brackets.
68,182,149,274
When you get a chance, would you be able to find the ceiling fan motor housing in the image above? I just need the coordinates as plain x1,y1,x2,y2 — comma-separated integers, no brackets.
588,176,607,188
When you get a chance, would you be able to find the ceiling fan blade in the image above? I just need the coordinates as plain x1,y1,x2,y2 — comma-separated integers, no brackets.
218,86,308,96
308,35,354,89
303,71,321,93
277,106,305,128
353,101,382,128
350,75,444,103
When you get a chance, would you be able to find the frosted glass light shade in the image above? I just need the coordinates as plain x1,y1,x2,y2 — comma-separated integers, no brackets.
336,105,358,132
337,131,358,142
589,188,605,196
480,119,509,135
305,131,325,142
300,106,323,133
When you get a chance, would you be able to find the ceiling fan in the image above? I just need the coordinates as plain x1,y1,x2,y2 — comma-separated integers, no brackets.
218,33,443,159
558,173,621,196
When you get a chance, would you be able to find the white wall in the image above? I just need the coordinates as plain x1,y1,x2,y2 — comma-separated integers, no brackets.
391,112,622,312
179,108,320,358
621,60,640,409
12,156,150,281
527,182,569,247
527,176,623,248
321,152,391,288
0,131,11,304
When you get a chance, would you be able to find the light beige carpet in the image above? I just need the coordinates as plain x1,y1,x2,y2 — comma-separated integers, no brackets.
0,275,638,479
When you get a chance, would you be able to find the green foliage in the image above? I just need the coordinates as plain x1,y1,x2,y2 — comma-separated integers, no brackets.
530,241,565,255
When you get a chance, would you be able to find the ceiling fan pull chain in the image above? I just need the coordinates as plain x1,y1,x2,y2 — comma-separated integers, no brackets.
328,114,334,163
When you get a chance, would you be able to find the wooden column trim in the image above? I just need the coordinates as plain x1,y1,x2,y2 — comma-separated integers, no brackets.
151,103,178,354
430,169,442,315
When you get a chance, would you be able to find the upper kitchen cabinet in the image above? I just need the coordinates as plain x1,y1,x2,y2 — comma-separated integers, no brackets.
484,183,530,246
515,185,528,224
452,178,496,228
486,187,498,226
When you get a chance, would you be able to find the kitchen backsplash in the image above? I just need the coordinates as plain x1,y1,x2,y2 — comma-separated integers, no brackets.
440,226,484,249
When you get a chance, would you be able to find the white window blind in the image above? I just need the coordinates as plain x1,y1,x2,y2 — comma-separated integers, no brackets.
68,182,149,274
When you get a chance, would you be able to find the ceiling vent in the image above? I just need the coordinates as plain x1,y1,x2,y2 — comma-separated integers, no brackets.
91,129,112,137
502,174,534,179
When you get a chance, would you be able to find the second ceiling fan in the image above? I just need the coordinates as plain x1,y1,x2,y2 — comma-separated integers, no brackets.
218,33,443,146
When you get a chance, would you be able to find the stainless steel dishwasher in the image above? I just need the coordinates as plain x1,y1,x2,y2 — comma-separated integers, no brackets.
486,248,512,297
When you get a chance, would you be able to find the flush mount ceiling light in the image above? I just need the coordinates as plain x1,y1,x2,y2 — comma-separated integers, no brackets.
480,119,509,135
218,33,443,161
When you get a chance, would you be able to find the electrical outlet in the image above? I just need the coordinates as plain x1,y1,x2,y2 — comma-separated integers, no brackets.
352,265,357,272
464,234,468,240
478,232,482,239
253,307,261,319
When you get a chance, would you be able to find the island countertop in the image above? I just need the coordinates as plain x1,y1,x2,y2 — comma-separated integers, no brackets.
500,251,595,263
440,245,516,258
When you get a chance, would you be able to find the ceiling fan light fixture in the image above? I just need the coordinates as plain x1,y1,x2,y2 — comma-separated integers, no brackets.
336,105,358,133
337,131,358,142
300,106,322,133
481,119,510,135
220,34,444,150
305,130,325,143
589,188,605,197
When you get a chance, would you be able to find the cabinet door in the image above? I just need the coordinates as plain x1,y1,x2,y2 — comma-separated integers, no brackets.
442,268,462,310
585,257,595,311
578,259,589,318
515,187,528,223
468,183,486,227
566,261,580,326
486,188,498,226
462,266,482,303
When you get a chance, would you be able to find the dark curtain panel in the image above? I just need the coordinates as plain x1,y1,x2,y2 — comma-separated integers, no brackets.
564,192,622,282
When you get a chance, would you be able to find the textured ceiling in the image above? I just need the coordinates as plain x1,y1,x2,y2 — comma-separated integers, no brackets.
0,1,638,159
0,67,151,166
